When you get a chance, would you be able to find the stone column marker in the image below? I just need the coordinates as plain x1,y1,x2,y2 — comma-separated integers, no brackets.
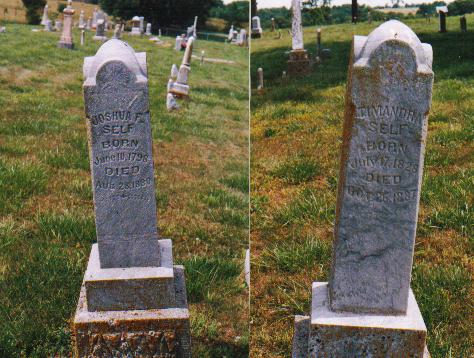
41,4,49,26
288,0,311,76
257,67,264,92
292,20,433,357
169,37,194,97
93,19,107,41
73,39,191,357
251,16,263,38
57,0,74,49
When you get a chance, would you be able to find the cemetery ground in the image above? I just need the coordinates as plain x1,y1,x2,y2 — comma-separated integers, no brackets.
251,14,474,358
0,24,249,357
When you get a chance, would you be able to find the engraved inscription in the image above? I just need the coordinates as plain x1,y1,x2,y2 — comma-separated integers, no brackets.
88,330,177,358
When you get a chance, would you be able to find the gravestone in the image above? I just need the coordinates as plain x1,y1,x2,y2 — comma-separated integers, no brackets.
291,20,432,357
228,25,234,42
200,51,205,65
251,16,262,38
271,17,275,32
73,39,191,357
139,16,145,34
55,20,62,32
113,23,122,39
86,18,92,30
44,19,53,32
79,10,85,29
57,1,74,49
93,19,107,41
257,67,264,92
437,6,448,33
238,29,248,47
145,23,152,36
288,0,311,76
316,28,321,57
175,35,182,51
80,29,85,46
92,7,98,29
460,15,467,32
131,16,141,36
171,64,179,80
169,37,194,97
41,4,49,26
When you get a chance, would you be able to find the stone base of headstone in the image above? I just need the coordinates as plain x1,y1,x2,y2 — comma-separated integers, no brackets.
251,31,262,39
287,49,312,77
73,241,191,358
93,35,107,41
169,82,190,97
57,41,74,49
292,282,430,358
131,28,141,36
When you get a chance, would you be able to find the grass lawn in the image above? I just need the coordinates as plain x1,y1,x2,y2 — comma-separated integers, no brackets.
0,24,249,357
250,14,473,358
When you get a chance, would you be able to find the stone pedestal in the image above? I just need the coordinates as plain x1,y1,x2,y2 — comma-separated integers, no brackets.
292,282,430,357
287,49,312,77
73,241,191,358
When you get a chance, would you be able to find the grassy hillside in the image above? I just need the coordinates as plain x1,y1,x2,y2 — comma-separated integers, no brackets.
0,0,98,23
250,14,473,358
0,25,249,357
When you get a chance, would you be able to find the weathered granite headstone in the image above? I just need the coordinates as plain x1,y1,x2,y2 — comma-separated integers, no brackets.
113,23,122,39
175,36,182,51
93,19,107,41
200,50,205,65
86,18,92,30
292,20,433,357
79,10,85,29
73,39,191,357
271,17,275,32
55,20,62,32
251,16,262,38
368,10,372,24
131,16,141,36
257,67,264,92
80,29,85,46
238,29,248,47
166,93,179,111
44,19,53,32
92,7,98,29
139,16,145,34
227,25,234,42
169,37,194,97
437,6,448,32
460,15,467,32
145,22,152,36
288,0,311,76
159,29,162,37
171,64,179,79
41,4,49,26
57,1,74,49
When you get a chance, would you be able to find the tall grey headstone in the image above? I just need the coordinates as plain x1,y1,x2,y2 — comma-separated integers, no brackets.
145,22,152,36
131,16,141,36
93,19,107,41
292,20,432,357
73,39,191,357
169,37,194,97
57,1,74,49
41,4,49,26
288,0,311,76
251,16,262,38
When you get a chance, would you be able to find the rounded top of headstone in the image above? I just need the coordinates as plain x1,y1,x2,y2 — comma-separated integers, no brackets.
132,16,140,21
83,39,147,85
355,20,432,70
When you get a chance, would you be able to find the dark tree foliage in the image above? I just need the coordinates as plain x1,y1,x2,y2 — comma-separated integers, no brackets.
99,0,220,29
416,1,446,15
210,1,249,24
21,0,46,24
448,0,474,15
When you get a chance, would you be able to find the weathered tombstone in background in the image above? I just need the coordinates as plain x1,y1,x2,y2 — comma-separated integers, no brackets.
251,16,262,38
131,16,141,36
93,19,107,41
113,23,122,39
145,22,152,36
287,0,311,76
91,7,98,29
171,64,179,80
80,29,85,46
368,10,372,24
73,39,191,357
316,28,321,58
54,20,62,32
460,15,467,32
41,4,49,26
239,29,248,47
57,1,74,49
257,67,264,93
271,17,276,32
228,25,234,42
86,18,92,30
44,19,53,32
78,10,85,29
139,16,145,34
292,20,433,357
169,37,194,98
175,35,182,51
437,6,448,33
